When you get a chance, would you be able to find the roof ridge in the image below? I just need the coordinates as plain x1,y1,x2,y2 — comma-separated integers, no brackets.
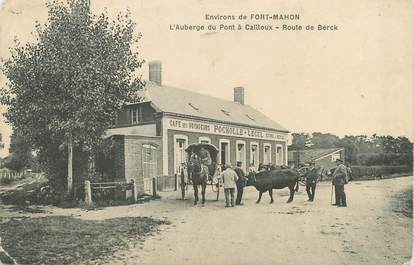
142,81,288,132
146,81,247,109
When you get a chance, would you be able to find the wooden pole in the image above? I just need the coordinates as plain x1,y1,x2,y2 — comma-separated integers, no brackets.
152,177,157,197
181,169,185,200
67,133,73,194
84,180,92,206
131,179,137,202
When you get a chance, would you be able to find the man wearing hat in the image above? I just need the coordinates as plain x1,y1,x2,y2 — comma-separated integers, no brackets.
218,164,239,207
332,159,348,207
234,161,247,206
305,161,318,201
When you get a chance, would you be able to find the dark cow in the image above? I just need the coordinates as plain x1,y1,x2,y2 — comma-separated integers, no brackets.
246,169,300,203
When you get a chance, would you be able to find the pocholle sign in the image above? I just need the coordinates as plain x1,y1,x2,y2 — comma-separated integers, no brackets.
165,117,288,142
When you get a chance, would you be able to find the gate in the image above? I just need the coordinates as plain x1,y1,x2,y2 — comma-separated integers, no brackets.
142,144,158,194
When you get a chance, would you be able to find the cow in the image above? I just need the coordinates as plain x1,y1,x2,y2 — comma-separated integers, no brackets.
246,169,300,203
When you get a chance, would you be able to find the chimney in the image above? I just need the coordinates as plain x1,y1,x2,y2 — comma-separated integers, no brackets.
234,87,245,105
149,61,162,86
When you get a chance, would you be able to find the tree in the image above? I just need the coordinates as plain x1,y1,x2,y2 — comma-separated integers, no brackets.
3,131,33,171
1,0,144,195
338,135,359,164
289,133,311,150
0,133,4,149
310,132,341,149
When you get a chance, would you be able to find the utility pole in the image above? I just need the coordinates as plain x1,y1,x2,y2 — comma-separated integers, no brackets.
67,133,73,194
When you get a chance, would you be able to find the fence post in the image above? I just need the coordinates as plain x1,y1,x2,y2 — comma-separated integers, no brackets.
131,179,137,202
152,177,157,197
174,174,178,191
84,180,92,206
163,176,166,191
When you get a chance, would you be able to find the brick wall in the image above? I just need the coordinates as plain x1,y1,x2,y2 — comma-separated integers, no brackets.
110,135,162,199
123,135,162,196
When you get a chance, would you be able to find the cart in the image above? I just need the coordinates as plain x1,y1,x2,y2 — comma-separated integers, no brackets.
180,143,221,201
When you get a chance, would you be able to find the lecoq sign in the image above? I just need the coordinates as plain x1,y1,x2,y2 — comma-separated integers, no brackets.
166,118,287,142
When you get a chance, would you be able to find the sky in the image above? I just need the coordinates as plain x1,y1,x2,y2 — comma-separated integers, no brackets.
0,0,413,157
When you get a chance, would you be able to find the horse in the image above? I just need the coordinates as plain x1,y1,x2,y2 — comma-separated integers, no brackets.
187,154,209,205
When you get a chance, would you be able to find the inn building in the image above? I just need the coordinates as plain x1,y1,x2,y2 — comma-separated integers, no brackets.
105,61,290,194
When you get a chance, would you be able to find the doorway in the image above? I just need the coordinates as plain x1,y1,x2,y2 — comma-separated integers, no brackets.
220,140,230,166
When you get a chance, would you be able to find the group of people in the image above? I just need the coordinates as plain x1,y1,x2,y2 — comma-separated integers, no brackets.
186,146,350,208
302,159,350,207
216,162,247,207
214,158,350,208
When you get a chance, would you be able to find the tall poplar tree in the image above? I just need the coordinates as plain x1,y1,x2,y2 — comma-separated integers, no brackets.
1,0,144,195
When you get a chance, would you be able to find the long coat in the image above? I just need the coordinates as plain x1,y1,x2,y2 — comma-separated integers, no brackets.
332,164,348,186
306,167,318,184
234,167,247,188
219,168,238,189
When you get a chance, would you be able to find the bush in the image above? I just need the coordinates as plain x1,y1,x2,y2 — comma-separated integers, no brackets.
0,181,64,206
351,165,413,179
356,152,413,166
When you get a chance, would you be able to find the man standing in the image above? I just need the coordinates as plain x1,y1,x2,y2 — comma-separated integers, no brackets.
219,164,238,207
332,159,348,207
234,162,247,206
305,161,318,201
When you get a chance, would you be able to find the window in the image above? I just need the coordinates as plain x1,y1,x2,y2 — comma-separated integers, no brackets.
198,137,211,144
131,106,143,124
331,153,340,162
246,114,255,121
236,140,246,172
142,144,158,193
221,109,230,116
219,139,230,166
188,103,199,110
275,144,283,166
263,143,271,165
250,142,259,169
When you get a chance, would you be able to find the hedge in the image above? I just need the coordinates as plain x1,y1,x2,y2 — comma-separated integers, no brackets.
350,165,413,179
356,152,412,166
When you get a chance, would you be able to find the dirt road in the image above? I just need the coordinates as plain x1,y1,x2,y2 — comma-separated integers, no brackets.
67,176,412,265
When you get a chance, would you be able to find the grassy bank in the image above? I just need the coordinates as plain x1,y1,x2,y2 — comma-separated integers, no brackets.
0,216,169,264
391,186,413,218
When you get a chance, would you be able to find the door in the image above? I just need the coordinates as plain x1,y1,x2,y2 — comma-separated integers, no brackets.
220,141,230,166
276,145,283,166
250,143,259,169
236,142,246,171
142,144,158,194
264,145,271,165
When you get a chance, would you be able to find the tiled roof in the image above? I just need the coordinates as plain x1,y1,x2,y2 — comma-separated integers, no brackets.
136,82,288,132
289,148,344,162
